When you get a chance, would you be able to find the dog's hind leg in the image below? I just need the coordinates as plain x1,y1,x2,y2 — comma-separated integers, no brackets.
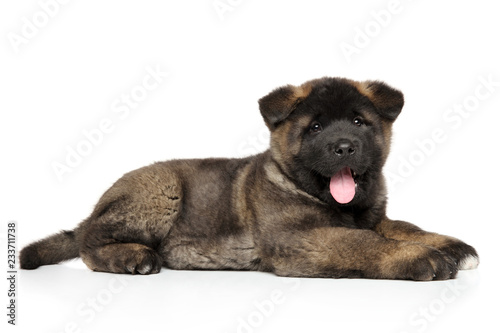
80,163,182,274
79,208,170,275
81,242,163,275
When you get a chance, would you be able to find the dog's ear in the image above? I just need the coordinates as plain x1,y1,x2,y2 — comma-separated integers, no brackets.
259,84,311,130
353,80,404,122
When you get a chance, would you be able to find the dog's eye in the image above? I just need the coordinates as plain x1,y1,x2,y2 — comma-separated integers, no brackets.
353,117,364,126
309,122,322,133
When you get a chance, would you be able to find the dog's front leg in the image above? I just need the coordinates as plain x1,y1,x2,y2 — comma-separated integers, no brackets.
267,226,457,281
373,218,479,271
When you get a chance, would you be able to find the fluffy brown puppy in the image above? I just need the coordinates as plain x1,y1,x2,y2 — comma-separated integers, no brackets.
20,77,479,280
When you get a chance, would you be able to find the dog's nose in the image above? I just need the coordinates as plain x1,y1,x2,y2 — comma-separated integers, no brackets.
334,139,356,156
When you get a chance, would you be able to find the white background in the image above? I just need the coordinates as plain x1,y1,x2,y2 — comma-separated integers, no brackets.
1,0,499,332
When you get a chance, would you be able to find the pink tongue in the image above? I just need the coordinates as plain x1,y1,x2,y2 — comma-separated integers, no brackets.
330,167,356,204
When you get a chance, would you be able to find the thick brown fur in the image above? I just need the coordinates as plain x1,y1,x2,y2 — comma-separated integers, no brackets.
20,77,479,280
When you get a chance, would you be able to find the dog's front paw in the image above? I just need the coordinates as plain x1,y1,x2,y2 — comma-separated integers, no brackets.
384,243,458,281
438,240,479,271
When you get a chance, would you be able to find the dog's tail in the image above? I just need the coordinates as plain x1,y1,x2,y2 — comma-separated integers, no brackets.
20,226,82,270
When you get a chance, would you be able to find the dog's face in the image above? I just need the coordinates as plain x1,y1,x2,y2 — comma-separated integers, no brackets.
259,77,404,207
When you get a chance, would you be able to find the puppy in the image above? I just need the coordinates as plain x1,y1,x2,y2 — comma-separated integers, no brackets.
20,77,479,280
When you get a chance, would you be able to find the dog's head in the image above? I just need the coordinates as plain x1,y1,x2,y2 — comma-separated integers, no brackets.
259,77,404,207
